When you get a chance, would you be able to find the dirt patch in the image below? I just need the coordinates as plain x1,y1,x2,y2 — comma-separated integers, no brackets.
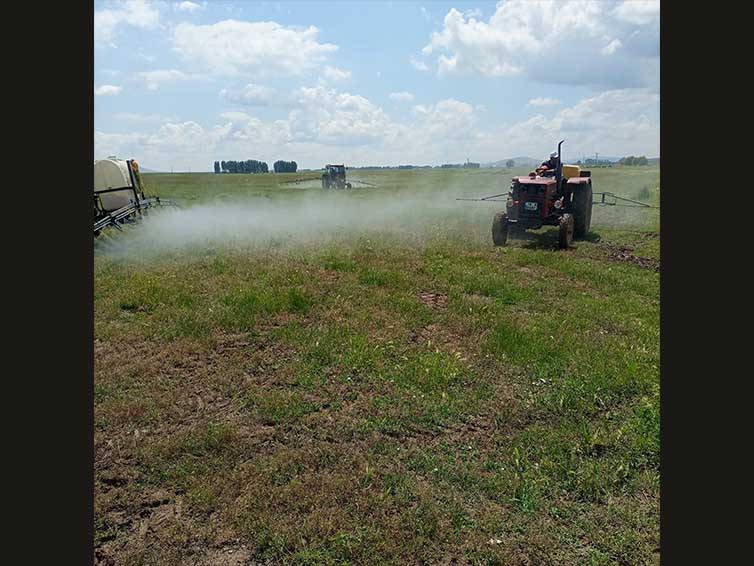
408,323,466,358
606,246,659,272
195,544,257,566
419,291,448,309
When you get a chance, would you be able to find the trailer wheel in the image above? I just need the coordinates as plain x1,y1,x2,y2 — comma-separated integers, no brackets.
572,182,593,238
492,212,509,246
558,213,574,249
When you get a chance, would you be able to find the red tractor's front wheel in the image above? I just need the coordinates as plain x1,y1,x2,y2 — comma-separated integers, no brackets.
558,213,574,249
492,212,509,246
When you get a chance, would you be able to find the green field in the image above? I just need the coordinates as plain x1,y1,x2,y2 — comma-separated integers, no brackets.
94,166,660,565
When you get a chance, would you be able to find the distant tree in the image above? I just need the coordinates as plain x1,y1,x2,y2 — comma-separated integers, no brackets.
620,156,638,166
216,159,269,173
505,159,515,168
273,160,297,173
636,156,648,166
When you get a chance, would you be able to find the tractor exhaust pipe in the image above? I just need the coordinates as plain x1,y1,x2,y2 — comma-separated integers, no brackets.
555,139,564,189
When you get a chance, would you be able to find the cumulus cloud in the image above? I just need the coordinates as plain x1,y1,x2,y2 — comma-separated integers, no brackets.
219,83,277,106
95,86,658,170
601,38,623,55
409,57,429,71
613,0,660,26
323,66,351,81
389,91,415,102
177,1,203,12
95,0,160,45
412,98,477,141
135,69,207,90
95,84,122,96
500,88,660,158
171,20,338,76
287,86,398,146
423,1,659,88
528,97,560,107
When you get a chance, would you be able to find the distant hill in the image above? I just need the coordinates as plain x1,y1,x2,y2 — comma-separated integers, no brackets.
140,167,160,173
483,157,540,168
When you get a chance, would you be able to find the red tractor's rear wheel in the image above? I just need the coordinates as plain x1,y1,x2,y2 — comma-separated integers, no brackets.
492,212,509,246
558,213,574,249
572,182,593,238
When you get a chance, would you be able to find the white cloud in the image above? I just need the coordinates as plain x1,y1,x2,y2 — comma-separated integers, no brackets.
145,121,219,152
287,86,398,146
95,89,483,168
410,57,429,71
389,91,415,102
423,1,659,87
94,131,144,160
613,1,660,26
219,83,277,106
95,84,122,96
135,69,207,90
601,38,623,55
528,97,560,107
171,20,338,76
95,0,160,45
323,66,351,81
412,98,477,141
94,87,658,171
500,88,659,158
177,1,203,12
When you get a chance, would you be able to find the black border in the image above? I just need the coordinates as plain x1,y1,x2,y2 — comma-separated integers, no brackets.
24,2,94,564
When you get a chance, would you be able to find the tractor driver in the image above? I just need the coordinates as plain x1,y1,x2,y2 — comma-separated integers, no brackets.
536,151,559,176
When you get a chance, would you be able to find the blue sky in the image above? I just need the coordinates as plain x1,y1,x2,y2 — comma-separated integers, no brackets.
94,1,660,171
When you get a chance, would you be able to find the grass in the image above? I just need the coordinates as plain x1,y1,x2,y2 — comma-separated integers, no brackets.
94,166,659,565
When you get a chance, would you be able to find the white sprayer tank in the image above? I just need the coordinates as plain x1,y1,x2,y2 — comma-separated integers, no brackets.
94,158,136,212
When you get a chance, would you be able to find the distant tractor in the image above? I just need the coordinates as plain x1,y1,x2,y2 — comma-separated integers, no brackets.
492,140,593,249
321,164,352,189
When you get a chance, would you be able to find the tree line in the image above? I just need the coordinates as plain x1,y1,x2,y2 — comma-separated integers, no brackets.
618,155,649,166
213,160,299,173
273,160,297,173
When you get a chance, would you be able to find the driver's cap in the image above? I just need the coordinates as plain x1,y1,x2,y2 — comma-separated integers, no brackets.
550,151,558,158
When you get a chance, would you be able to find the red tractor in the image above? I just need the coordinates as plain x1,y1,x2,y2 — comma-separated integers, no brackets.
492,140,593,248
